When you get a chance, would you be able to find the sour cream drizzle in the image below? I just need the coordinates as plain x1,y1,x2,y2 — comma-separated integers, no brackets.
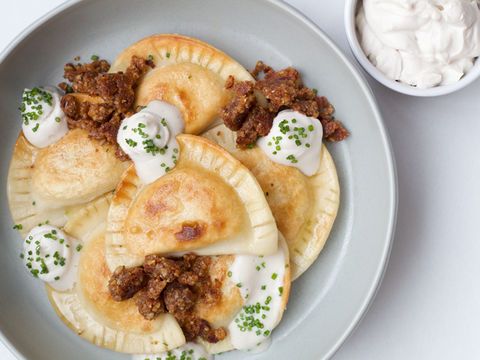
227,237,287,351
117,100,184,184
132,343,212,360
20,87,68,148
21,225,82,291
357,0,480,88
257,110,323,176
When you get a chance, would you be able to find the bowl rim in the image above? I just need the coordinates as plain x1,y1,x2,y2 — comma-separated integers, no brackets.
344,0,480,97
0,1,398,359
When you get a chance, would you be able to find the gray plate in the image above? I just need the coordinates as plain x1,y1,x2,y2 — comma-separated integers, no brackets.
0,0,397,359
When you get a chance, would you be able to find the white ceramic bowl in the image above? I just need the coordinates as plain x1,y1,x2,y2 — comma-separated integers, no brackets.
344,0,480,97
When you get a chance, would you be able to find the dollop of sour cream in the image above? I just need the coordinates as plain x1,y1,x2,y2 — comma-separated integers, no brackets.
227,238,287,351
132,343,211,360
117,100,184,184
21,225,82,291
257,110,323,176
357,0,480,88
20,87,68,147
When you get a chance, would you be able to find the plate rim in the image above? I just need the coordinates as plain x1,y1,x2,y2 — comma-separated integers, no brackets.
0,0,398,359
270,3,397,359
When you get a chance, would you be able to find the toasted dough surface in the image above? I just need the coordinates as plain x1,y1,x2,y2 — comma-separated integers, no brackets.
110,34,254,134
136,63,231,134
229,146,313,244
49,195,288,355
47,195,186,354
78,229,174,333
7,129,129,235
110,34,253,82
106,134,278,270
32,129,129,205
203,125,340,280
125,165,248,257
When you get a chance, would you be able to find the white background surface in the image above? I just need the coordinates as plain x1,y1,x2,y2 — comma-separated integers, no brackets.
1,1,479,359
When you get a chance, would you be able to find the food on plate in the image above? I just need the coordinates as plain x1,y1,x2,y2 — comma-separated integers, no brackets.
106,134,278,270
8,34,348,358
116,100,185,183
59,55,154,159
204,125,339,280
45,193,289,354
220,61,348,148
110,34,254,134
47,195,186,354
8,126,129,236
19,87,68,148
204,62,345,279
7,55,154,234
356,0,480,88
106,235,290,353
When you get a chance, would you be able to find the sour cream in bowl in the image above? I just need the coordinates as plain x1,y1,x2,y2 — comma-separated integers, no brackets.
345,0,480,96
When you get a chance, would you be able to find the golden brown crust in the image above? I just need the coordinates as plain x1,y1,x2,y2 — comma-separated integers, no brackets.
202,125,340,280
135,63,231,134
124,165,248,256
106,134,278,270
60,57,155,159
46,195,186,354
228,146,313,243
78,231,162,333
109,34,254,135
32,128,130,206
7,130,130,235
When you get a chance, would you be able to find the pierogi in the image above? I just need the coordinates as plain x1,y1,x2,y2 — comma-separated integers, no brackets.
110,34,254,134
203,124,340,280
47,195,186,354
9,33,348,359
48,194,290,354
106,134,278,271
8,128,129,236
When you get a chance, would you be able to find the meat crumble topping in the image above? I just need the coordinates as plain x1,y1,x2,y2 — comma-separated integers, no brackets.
59,56,154,160
108,253,226,343
108,265,148,301
221,61,349,148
